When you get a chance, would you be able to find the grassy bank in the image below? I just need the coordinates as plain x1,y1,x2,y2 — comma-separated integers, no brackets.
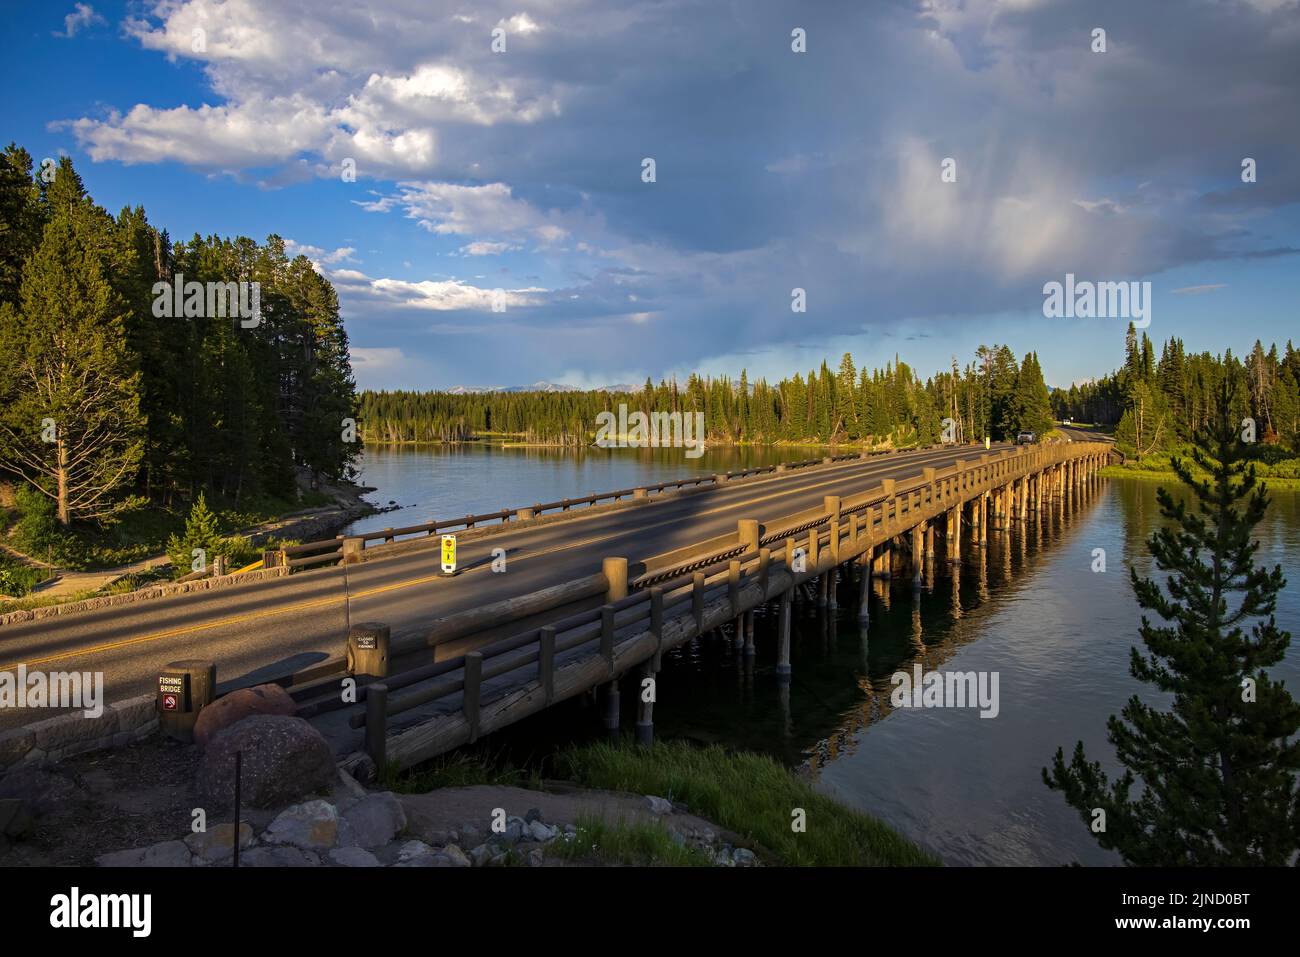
556,741,939,866
1101,444,1300,490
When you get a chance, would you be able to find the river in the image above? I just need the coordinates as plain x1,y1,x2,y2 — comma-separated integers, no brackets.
345,443,1300,866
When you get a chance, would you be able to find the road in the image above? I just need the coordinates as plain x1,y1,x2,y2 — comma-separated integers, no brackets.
0,442,1017,728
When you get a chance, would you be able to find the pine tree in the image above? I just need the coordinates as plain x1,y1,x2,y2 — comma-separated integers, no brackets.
0,199,144,525
166,491,223,575
1044,385,1300,864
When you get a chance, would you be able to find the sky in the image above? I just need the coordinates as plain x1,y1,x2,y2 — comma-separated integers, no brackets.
2,0,1298,392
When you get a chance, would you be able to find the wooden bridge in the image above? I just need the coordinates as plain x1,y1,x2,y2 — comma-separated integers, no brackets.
302,440,1115,776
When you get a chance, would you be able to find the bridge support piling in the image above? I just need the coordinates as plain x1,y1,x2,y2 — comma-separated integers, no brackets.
911,526,923,588
744,609,756,655
979,494,988,545
603,680,621,737
777,589,793,681
635,662,654,746
925,520,935,557
857,552,871,622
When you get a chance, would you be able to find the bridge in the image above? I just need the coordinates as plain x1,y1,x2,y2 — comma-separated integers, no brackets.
0,435,1114,775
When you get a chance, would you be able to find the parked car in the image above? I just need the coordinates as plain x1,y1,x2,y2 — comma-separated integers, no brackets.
1016,431,1037,445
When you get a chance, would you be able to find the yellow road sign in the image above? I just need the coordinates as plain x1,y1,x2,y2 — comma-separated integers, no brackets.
441,534,457,575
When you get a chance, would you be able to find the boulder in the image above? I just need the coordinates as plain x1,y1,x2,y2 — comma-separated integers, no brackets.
96,840,192,868
262,800,340,850
184,822,254,863
329,846,381,867
194,684,296,749
239,846,316,867
341,792,406,848
197,715,334,809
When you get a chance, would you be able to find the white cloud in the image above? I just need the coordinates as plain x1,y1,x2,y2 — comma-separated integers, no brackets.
55,3,105,38
459,241,521,256
285,241,357,267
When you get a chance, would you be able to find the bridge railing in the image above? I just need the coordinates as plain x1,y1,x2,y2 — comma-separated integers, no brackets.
271,443,958,571
345,441,1111,771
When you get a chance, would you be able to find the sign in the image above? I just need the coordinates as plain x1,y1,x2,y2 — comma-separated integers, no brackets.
356,633,377,650
158,673,190,712
441,535,457,575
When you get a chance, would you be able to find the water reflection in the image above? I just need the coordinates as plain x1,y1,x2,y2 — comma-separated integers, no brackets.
650,476,1299,865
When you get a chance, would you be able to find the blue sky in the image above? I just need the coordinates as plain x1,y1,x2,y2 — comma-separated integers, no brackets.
3,0,1298,392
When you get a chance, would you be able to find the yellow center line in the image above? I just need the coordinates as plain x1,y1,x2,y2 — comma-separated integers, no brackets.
2,446,991,670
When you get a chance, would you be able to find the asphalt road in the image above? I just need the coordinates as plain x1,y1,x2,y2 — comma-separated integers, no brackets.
0,441,1017,728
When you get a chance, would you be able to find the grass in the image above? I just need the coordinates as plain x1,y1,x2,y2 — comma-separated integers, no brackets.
549,814,714,866
1102,444,1300,490
380,747,541,793
556,740,940,867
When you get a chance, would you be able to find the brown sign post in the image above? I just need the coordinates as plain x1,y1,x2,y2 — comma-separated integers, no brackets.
158,659,216,743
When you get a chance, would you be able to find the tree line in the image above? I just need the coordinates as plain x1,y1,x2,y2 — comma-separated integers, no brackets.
1051,323,1300,458
0,145,359,527
360,346,1056,447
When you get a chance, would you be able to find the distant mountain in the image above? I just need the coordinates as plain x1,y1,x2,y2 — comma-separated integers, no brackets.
442,381,638,395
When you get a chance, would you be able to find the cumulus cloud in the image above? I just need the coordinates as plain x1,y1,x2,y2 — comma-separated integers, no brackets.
55,0,1300,385
55,3,105,38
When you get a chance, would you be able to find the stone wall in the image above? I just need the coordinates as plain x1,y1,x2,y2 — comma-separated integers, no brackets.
0,693,158,771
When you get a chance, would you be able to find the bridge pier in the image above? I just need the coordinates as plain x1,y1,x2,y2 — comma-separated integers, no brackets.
777,589,793,681
911,525,923,588
635,661,654,746
857,551,871,622
743,609,756,655
979,493,988,544
946,506,961,562
603,680,621,737
925,520,935,557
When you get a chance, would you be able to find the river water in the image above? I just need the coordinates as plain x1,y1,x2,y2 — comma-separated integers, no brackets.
347,443,1300,866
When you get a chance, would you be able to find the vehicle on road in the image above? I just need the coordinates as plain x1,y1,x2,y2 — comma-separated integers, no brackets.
1016,431,1037,445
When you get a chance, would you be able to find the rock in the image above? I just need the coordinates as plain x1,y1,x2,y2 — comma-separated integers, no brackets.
439,844,471,868
524,807,543,824
197,715,334,809
329,846,381,867
527,847,545,867
263,800,341,850
468,843,494,867
239,846,316,867
732,848,758,867
331,768,369,812
645,795,673,816
0,766,87,817
194,684,296,749
394,840,439,867
459,824,482,845
184,822,254,863
96,840,192,868
341,792,406,848
0,727,35,770
527,820,557,843
0,798,34,838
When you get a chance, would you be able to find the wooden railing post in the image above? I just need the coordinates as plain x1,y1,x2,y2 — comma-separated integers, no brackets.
650,587,665,668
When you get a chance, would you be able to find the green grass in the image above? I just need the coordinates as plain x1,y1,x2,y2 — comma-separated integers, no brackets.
548,814,714,866
1102,444,1300,489
556,740,940,867
381,747,541,793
